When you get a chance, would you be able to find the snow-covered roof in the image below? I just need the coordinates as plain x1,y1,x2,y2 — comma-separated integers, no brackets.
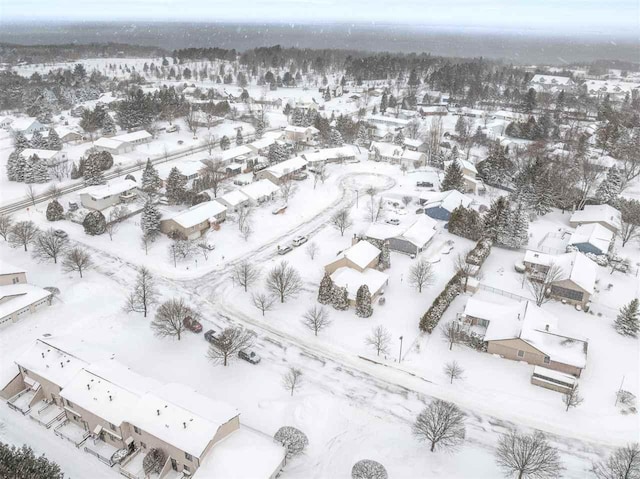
168,201,226,229
523,250,555,267
530,74,573,85
464,297,526,341
157,160,204,181
81,179,137,200
19,148,61,160
0,284,51,321
366,114,410,126
248,136,278,151
554,251,598,294
331,266,389,300
444,158,477,175
0,261,25,276
240,179,280,201
365,223,402,241
302,146,354,164
94,137,128,150
569,223,614,253
284,125,313,133
341,240,381,270
221,145,254,163
400,216,438,248
570,204,621,231
422,190,473,213
521,328,587,369
370,141,403,158
112,130,152,143
216,190,249,207
404,138,424,148
197,427,286,479
130,383,239,459
264,156,307,179
10,118,41,131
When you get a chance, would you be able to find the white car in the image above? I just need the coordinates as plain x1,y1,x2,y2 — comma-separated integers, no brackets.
292,235,308,247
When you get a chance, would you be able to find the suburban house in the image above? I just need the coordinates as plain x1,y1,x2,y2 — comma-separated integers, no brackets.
320,84,343,98
0,116,13,129
246,134,282,156
79,179,138,211
529,74,574,92
302,146,356,167
460,297,588,379
1,338,285,478
220,145,257,167
569,204,621,234
254,156,308,184
10,117,46,135
113,130,153,146
369,141,426,166
191,111,224,127
365,216,438,256
157,160,203,188
523,250,597,308
240,179,281,204
93,137,132,155
26,127,83,144
366,114,410,129
160,201,227,240
421,190,474,221
325,240,389,306
284,125,317,144
19,148,68,166
215,190,251,213
0,266,52,328
443,158,479,193
419,106,448,116
568,223,614,256
404,138,426,152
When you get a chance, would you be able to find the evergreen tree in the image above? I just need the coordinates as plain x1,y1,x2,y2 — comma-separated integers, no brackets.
165,167,187,204
324,87,331,102
14,131,30,152
448,206,483,241
6,151,25,182
394,129,405,146
236,129,244,146
141,159,161,195
22,155,36,183
614,298,639,337
292,108,305,126
101,113,117,136
380,92,388,113
46,128,63,150
483,197,509,242
504,202,529,249
220,135,230,150
329,128,344,147
141,200,161,239
440,161,465,192
356,123,371,147
267,142,287,164
355,285,373,318
331,285,349,310
83,157,105,185
318,272,334,304
70,162,81,180
476,142,514,186
523,87,537,112
83,210,107,235
255,118,265,139
32,156,50,183
595,166,623,203
0,443,64,479
46,200,64,221
31,130,45,148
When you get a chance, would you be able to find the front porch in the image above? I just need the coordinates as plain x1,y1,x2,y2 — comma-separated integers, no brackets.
83,434,123,467
54,418,90,446
28,400,65,428
7,388,38,415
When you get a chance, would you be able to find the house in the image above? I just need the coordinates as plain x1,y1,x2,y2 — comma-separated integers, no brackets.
419,106,448,117
325,239,381,274
404,138,426,152
302,146,356,167
330,267,389,306
79,179,138,211
0,269,52,327
254,156,308,184
284,125,317,144
157,160,204,187
215,190,251,213
320,85,343,98
569,204,621,234
190,111,225,127
568,223,614,256
10,118,46,135
112,130,152,146
384,108,418,120
246,134,281,156
220,145,257,166
443,158,479,193
160,201,227,240
240,179,281,204
93,137,132,155
461,297,588,377
369,141,426,166
421,190,473,221
19,148,68,167
26,127,83,144
366,114,410,129
523,250,597,308
0,116,13,129
365,216,438,256
529,74,574,92
1,338,284,478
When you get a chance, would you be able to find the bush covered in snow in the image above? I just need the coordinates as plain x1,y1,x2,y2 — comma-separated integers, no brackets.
46,200,64,221
465,238,492,267
351,459,388,479
82,210,106,235
274,426,309,458
419,272,462,333
143,448,166,475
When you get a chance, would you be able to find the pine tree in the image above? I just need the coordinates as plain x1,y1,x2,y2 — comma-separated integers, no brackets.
22,155,36,183
141,159,161,195
46,200,64,221
356,123,371,147
331,285,349,310
614,298,639,337
483,197,509,242
595,166,623,203
165,167,187,204
505,202,529,249
102,113,117,136
83,157,105,186
83,210,107,235
324,87,331,102
329,128,343,147
6,151,25,181
318,272,334,304
32,156,50,183
394,129,405,146
70,162,80,180
440,161,465,192
14,131,30,152
267,143,287,165
355,285,373,318
380,92,388,113
220,135,230,150
31,130,45,148
141,200,162,240
448,206,482,241
46,128,63,150
255,118,265,139
236,129,244,146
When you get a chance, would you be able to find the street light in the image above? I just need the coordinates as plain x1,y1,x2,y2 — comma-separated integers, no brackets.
398,335,404,363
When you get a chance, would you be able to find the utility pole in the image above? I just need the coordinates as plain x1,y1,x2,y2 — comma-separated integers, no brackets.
398,336,403,363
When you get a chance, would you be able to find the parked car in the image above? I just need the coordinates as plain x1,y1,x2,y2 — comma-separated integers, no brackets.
272,205,287,215
238,349,261,364
416,181,433,187
166,124,178,133
292,172,308,181
183,316,203,333
385,218,400,226
204,329,221,343
292,235,308,247
277,244,293,255
53,229,68,239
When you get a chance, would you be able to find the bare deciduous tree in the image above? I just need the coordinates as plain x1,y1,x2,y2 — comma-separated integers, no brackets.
366,197,385,223
266,261,303,303
562,385,584,412
301,305,331,336
62,247,93,278
444,361,464,384
280,176,298,203
151,298,197,341
32,229,68,264
199,158,225,198
168,239,195,267
306,241,319,260
240,223,253,241
312,163,329,189
331,208,353,236
282,367,303,396
105,205,129,241
25,184,38,207
124,266,158,318
0,213,13,240
409,258,434,293
495,430,563,479
454,252,476,292
413,399,466,452
185,108,200,136
365,325,391,356
206,327,254,366
527,264,564,307
201,134,217,156
46,183,62,200
592,443,640,479
237,206,253,232
8,221,39,251
441,321,461,351
233,261,261,292
252,292,276,316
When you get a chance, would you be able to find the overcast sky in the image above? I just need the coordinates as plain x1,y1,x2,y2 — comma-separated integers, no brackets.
1,0,638,36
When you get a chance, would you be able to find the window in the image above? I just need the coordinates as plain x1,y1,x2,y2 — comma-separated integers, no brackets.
550,285,584,302
517,350,525,358
133,426,141,435
543,356,550,364
185,452,192,461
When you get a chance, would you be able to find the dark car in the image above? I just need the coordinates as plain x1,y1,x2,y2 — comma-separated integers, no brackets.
416,181,434,188
53,229,68,239
183,316,202,333
238,350,261,364
204,329,220,343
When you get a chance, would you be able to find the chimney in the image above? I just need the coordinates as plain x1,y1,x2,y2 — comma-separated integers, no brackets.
157,409,160,416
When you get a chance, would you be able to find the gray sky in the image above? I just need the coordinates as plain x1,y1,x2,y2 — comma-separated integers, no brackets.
1,0,638,35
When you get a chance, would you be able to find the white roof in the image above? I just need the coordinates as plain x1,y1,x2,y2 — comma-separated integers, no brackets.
569,223,614,253
265,156,307,179
422,190,473,213
216,190,249,207
19,149,60,160
523,250,555,267
284,125,312,133
197,427,285,479
402,149,424,162
366,114,410,126
365,223,402,241
444,158,477,175
554,251,598,294
221,145,254,163
400,216,438,248
81,179,137,200
157,161,204,181
342,240,381,270
464,297,527,341
404,138,424,148
94,137,127,150
570,204,621,231
331,266,389,300
0,284,50,321
241,179,280,201
248,136,277,151
302,146,354,164
10,118,40,131
530,74,572,85
0,261,24,276
130,383,238,459
112,130,152,143
169,201,226,229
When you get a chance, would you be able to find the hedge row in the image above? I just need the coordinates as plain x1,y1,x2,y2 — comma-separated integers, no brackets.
419,272,463,333
466,238,493,267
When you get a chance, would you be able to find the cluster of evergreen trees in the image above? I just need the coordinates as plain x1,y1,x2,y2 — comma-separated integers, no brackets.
318,272,373,316
505,114,559,141
6,129,63,183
